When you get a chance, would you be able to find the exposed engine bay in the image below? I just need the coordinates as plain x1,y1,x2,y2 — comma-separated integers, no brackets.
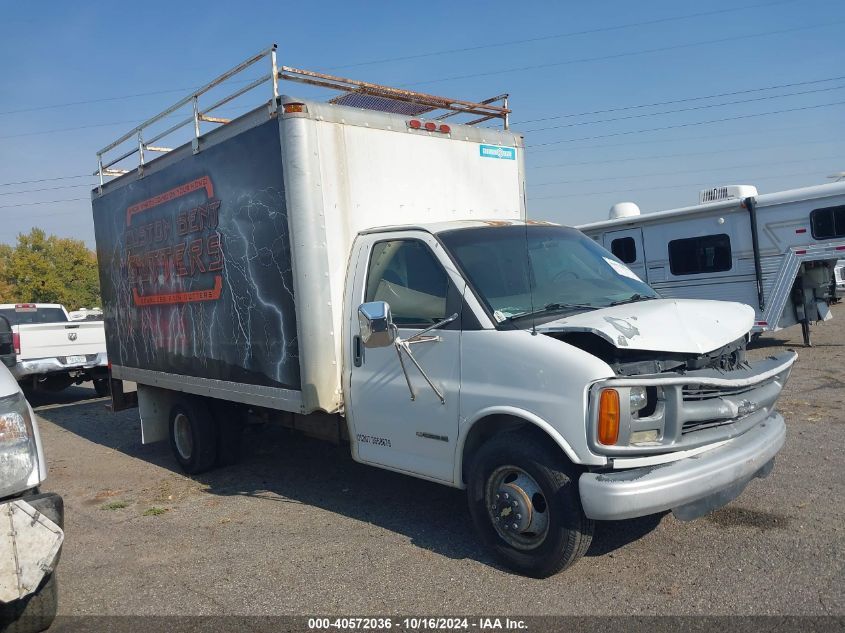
545,331,748,376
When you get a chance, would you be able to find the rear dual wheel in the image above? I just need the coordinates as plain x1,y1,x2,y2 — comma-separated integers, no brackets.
168,396,245,474
169,398,217,474
467,433,593,578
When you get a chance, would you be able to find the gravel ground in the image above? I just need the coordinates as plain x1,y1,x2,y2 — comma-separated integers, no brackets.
31,307,844,617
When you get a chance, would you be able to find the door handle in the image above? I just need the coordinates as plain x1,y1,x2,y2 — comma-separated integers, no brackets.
353,335,364,367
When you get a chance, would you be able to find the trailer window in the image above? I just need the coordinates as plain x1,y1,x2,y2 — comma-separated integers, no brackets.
365,240,448,326
810,205,845,240
610,237,637,264
668,234,732,275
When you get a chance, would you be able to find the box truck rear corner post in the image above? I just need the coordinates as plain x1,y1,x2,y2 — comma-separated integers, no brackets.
91,46,796,577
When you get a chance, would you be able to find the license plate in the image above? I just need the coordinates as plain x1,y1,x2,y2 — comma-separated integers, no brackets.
66,355,86,365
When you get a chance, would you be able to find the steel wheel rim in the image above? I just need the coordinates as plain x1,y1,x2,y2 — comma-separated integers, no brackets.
485,465,550,550
173,412,193,460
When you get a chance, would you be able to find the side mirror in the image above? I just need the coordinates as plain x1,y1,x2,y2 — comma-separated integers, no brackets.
358,301,395,349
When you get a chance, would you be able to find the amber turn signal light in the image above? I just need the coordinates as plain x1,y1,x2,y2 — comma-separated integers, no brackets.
598,389,620,445
283,103,306,114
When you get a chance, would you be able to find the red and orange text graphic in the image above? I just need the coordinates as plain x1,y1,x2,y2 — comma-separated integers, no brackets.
124,175,224,306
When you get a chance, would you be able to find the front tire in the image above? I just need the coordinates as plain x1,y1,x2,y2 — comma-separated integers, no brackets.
169,397,217,474
467,433,593,578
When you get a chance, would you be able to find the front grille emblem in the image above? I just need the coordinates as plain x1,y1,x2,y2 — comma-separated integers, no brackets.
68,332,77,341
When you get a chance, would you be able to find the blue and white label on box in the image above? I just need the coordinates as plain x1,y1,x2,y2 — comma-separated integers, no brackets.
479,144,516,160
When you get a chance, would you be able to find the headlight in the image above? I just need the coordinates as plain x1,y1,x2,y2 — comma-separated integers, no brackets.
0,392,38,498
629,386,648,414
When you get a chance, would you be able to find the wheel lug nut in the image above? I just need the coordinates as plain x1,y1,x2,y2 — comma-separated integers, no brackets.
516,514,521,520
512,501,518,507
512,523,518,529
503,493,509,499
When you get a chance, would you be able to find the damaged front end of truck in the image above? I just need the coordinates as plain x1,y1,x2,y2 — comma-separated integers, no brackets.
540,308,796,522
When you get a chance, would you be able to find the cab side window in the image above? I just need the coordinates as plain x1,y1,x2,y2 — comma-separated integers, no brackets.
365,240,448,326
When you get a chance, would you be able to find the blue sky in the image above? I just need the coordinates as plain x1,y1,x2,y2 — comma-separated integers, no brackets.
0,0,843,247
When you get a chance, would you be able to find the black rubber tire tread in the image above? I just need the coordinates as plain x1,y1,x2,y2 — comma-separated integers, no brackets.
467,432,594,578
168,396,217,474
211,401,245,467
0,572,58,633
93,378,110,397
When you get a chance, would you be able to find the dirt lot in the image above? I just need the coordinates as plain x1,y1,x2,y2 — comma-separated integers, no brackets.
32,307,844,617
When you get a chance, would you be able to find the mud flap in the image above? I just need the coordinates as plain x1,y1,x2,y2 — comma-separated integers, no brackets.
0,500,64,602
672,458,775,521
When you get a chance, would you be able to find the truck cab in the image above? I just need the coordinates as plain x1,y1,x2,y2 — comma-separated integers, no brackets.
346,221,795,577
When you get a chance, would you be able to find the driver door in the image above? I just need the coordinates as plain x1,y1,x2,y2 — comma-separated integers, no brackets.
347,232,463,483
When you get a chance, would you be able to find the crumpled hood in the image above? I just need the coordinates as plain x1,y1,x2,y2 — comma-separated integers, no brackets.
536,298,754,355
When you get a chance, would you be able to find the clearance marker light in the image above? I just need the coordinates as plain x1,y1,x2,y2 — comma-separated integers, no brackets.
408,120,451,134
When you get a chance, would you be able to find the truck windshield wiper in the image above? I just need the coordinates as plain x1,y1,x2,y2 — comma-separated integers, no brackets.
508,302,598,321
609,293,657,306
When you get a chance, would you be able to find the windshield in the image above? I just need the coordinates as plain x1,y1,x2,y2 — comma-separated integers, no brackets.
439,225,658,323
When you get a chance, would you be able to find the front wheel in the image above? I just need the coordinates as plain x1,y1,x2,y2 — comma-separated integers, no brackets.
467,433,593,578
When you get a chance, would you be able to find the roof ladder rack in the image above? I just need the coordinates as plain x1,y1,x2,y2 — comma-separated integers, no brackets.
95,44,511,188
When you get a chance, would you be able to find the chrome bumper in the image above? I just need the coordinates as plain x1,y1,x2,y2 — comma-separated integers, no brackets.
579,412,785,521
10,352,108,380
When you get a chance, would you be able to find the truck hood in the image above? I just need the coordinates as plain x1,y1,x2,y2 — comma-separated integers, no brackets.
535,298,754,355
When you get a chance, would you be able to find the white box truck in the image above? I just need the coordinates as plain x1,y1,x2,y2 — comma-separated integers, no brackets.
92,46,796,577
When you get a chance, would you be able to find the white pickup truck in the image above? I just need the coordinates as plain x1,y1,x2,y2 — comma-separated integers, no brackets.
0,304,109,396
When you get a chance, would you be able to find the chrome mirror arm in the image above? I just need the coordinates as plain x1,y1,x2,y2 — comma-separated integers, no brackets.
393,327,417,401
393,314,456,404
394,339,446,404
405,313,458,344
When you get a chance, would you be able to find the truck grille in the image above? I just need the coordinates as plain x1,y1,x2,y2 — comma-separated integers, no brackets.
680,377,779,435
681,383,757,401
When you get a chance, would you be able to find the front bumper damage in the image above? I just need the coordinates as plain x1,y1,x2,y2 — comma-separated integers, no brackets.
579,351,796,521
580,413,784,520
0,493,64,603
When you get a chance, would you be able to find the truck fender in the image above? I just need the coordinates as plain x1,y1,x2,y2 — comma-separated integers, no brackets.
454,406,584,487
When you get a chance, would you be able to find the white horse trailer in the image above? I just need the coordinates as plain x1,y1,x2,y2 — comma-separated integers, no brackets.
579,182,845,346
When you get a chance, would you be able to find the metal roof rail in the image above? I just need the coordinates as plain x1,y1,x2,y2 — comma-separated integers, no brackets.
95,44,511,187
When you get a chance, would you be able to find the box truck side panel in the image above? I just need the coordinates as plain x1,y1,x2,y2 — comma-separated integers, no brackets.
92,119,300,392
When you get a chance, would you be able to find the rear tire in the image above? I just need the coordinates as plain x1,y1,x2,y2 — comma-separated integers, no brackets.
169,397,217,474
467,433,593,578
93,378,110,397
0,572,58,633
212,402,245,467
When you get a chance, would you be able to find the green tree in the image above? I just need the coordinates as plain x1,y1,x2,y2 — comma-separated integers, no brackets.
0,229,100,310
